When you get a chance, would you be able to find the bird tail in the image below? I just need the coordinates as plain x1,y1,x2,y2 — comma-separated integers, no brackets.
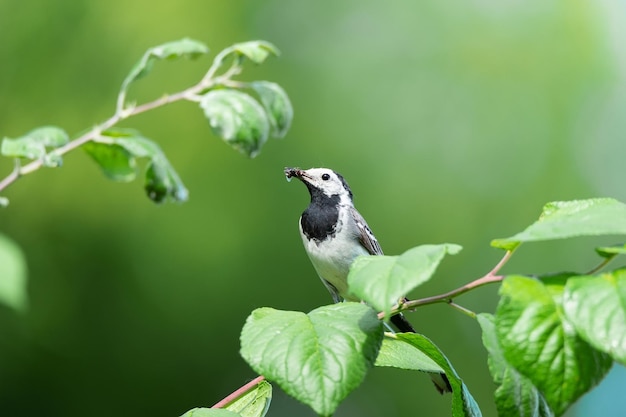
390,312,417,333
389,313,453,394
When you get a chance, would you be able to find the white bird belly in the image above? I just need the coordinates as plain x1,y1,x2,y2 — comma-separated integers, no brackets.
301,223,369,300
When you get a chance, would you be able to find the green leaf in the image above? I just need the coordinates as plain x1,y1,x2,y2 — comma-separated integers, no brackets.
250,82,293,138
180,408,240,417
492,199,626,251
348,244,462,318
0,233,28,311
144,162,171,203
495,275,612,415
240,303,383,417
375,334,445,373
121,38,209,94
224,380,271,417
86,129,188,203
478,313,554,417
231,41,280,64
200,89,270,158
154,38,209,60
1,126,69,166
393,333,481,417
563,270,626,365
596,243,626,258
375,333,452,395
83,142,136,182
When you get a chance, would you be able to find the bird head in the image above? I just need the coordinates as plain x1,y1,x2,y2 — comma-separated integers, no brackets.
285,167,353,203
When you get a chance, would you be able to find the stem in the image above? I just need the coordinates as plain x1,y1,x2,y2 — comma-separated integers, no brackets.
447,301,477,319
401,273,504,310
121,87,201,116
201,46,239,86
0,160,20,191
221,79,248,89
585,254,617,275
487,248,514,276
212,375,266,408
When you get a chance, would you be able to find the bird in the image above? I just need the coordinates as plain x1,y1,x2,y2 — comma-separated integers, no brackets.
285,167,452,394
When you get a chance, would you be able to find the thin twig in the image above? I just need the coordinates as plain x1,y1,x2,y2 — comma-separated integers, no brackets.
212,375,266,409
202,48,230,84
379,249,514,320
487,248,514,276
400,273,504,310
585,254,617,275
447,301,476,319
0,159,20,191
119,86,200,118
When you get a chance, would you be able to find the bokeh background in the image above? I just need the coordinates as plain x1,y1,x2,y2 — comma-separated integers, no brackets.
1,0,625,416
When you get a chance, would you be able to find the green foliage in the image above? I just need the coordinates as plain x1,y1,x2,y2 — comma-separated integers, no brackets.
119,38,210,109
250,81,293,138
238,198,626,416
222,380,272,417
492,198,626,250
1,126,69,167
85,128,188,203
228,40,280,65
392,333,482,417
83,141,136,182
375,334,445,373
180,380,270,417
0,37,293,412
479,314,553,417
0,37,292,207
563,270,626,365
348,243,461,318
495,275,613,415
240,303,382,417
200,89,270,158
0,233,27,311
596,243,626,258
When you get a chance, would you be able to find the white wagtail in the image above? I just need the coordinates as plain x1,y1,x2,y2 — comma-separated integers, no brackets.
285,167,452,394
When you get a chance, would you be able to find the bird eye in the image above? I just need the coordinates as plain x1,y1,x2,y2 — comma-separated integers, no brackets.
322,173,330,181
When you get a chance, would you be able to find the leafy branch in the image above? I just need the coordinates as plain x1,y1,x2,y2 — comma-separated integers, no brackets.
0,38,293,205
237,197,626,417
390,249,513,316
0,36,294,417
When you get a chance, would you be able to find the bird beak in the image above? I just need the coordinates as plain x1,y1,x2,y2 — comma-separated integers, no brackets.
284,167,307,183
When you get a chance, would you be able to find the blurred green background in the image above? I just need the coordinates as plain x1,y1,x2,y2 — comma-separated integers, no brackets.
1,0,625,416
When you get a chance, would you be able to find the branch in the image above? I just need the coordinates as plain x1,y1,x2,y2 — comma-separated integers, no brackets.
0,53,232,195
402,273,504,310
0,159,20,192
212,375,266,409
381,250,514,319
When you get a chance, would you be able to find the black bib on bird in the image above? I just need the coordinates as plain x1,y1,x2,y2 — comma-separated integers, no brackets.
300,188,341,242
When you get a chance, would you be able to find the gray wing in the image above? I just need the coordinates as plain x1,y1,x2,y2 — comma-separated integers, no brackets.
350,207,383,255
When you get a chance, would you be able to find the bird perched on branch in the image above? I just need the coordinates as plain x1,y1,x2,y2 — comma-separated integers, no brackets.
285,167,451,394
